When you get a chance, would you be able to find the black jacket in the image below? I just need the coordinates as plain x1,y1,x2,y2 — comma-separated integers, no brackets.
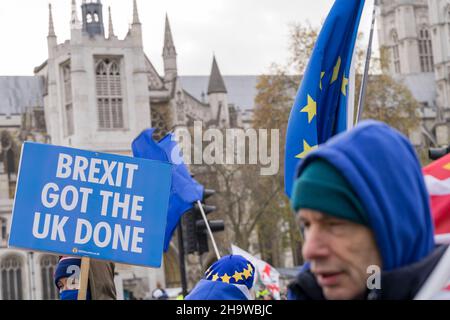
288,245,448,300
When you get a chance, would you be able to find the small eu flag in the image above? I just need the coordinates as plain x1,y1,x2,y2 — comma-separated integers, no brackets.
284,0,365,197
132,129,204,251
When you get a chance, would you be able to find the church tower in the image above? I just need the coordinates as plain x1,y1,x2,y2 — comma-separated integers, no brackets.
81,0,105,37
377,0,450,146
35,0,151,153
377,0,433,75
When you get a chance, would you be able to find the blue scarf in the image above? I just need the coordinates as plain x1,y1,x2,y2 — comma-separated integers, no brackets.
60,290,91,300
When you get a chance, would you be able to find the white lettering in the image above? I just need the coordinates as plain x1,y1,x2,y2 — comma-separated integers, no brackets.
32,212,51,239
99,160,117,185
100,190,113,216
112,193,130,219
130,196,144,222
74,219,92,245
79,188,93,214
124,164,138,189
41,183,59,208
88,158,101,183
131,227,144,253
60,186,79,211
112,224,131,251
93,222,112,248
56,154,72,179
50,215,69,242
115,163,124,187
73,156,89,182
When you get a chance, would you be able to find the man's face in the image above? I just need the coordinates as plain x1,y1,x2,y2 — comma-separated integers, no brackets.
298,209,382,300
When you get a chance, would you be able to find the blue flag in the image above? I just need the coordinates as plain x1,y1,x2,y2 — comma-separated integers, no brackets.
132,129,204,251
284,0,365,197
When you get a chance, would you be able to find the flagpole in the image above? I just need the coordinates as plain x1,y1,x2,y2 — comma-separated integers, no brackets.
197,200,221,260
177,222,188,297
355,0,377,124
347,47,357,130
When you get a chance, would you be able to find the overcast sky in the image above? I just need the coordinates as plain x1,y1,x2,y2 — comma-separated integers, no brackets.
0,0,377,76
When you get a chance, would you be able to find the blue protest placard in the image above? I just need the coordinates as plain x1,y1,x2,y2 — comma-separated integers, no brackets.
8,142,172,268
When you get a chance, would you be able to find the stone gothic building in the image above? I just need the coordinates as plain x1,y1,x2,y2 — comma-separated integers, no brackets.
378,0,450,146
0,0,258,300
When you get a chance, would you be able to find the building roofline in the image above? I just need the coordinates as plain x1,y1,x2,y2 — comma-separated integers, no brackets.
34,60,48,74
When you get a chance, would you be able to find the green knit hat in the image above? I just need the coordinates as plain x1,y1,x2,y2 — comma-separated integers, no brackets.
290,159,369,226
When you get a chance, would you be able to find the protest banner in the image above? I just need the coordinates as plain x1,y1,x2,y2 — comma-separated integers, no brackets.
8,142,172,269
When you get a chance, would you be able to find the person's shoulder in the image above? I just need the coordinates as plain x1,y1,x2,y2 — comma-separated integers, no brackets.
378,245,449,300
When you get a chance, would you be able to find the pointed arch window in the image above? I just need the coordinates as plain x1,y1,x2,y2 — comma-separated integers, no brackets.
62,63,74,136
418,27,434,72
0,255,24,300
0,217,7,249
95,58,124,130
392,31,401,74
0,217,7,243
40,255,59,300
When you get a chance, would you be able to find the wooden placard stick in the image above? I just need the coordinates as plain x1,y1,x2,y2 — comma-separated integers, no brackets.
77,257,90,300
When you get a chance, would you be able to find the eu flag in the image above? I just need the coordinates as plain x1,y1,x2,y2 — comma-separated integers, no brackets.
284,0,365,197
132,129,204,251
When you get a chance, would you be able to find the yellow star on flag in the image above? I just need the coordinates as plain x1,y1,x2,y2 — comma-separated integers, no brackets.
300,95,317,124
247,264,253,273
232,271,243,282
320,71,325,90
242,267,252,279
341,76,349,96
443,163,450,171
221,273,231,284
331,57,341,84
212,273,219,281
296,140,318,159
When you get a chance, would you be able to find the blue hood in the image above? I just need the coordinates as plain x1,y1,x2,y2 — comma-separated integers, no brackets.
296,120,435,271
185,280,250,300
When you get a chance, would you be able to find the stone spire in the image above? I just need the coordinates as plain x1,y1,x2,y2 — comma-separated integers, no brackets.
207,56,227,95
163,14,176,54
108,6,115,38
163,14,177,81
48,3,56,37
132,0,140,24
71,0,81,29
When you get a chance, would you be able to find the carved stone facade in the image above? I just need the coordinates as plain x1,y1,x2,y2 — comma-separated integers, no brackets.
378,0,450,146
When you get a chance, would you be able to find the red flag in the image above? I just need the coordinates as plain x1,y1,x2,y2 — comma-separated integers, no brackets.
423,153,450,235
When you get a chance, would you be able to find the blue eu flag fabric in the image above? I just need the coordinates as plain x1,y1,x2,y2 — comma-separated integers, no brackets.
284,0,365,197
132,129,204,251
